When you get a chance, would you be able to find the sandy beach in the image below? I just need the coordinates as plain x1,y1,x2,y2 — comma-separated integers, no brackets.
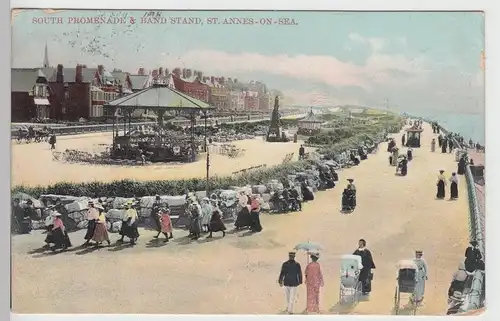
11,133,310,187
11,123,470,315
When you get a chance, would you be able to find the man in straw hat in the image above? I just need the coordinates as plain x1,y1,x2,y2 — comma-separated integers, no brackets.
278,251,303,314
118,200,140,245
413,250,428,304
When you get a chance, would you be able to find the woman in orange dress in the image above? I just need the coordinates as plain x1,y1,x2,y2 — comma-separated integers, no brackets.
305,252,324,314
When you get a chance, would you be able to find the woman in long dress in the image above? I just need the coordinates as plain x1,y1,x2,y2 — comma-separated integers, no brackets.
208,206,226,238
353,239,376,294
234,193,251,230
200,197,213,233
249,195,263,233
413,250,428,303
431,138,436,152
92,208,110,246
118,200,140,245
84,200,99,245
441,139,448,153
305,252,324,314
188,201,202,240
159,207,174,241
50,212,72,251
457,156,467,175
436,170,447,199
450,172,459,200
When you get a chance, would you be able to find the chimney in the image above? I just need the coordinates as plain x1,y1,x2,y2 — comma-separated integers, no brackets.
234,78,238,83
138,68,145,76
203,76,208,82
56,64,64,83
97,64,104,75
75,64,83,83
219,77,225,85
182,68,187,79
198,71,203,80
165,68,170,76
210,76,215,83
158,67,164,77
173,68,181,77
186,69,192,78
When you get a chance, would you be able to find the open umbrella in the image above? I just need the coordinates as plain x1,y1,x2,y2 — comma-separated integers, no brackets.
294,241,323,252
294,241,323,263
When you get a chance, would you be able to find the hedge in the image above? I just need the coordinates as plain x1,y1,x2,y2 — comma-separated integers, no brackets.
12,116,403,199
11,161,315,199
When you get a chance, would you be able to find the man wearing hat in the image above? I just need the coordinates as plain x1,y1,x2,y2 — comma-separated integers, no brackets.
464,240,482,273
83,200,99,246
413,250,428,304
278,251,303,314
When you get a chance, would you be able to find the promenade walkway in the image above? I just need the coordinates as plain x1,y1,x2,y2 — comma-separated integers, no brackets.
11,122,470,315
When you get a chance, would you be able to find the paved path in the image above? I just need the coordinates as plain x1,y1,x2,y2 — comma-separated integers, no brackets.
11,122,470,315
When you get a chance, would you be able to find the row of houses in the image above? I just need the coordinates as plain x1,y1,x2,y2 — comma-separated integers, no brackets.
11,46,280,122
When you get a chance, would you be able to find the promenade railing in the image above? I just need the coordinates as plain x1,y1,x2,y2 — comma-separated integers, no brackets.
438,125,486,313
11,112,303,139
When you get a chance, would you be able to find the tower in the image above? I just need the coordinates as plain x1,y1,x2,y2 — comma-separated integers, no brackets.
42,42,50,68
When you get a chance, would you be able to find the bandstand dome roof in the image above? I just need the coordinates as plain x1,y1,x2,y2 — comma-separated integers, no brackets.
299,110,323,123
104,83,214,111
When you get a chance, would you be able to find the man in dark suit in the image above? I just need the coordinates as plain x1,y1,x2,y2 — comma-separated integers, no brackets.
278,251,303,314
464,240,482,273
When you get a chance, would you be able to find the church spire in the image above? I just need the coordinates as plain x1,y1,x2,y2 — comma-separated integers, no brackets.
43,42,49,68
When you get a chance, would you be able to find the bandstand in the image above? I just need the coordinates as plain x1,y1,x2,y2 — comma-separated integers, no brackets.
297,109,323,135
104,82,214,163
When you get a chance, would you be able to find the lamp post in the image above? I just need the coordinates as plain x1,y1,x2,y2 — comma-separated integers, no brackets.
204,110,211,195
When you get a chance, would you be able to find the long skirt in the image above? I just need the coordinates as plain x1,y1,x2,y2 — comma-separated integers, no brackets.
431,143,435,152
150,213,161,232
450,182,458,199
414,279,426,302
209,212,226,232
189,216,202,235
306,284,321,313
457,162,466,175
249,210,263,232
18,218,32,234
92,223,109,243
359,268,372,293
160,214,173,233
234,207,251,229
120,221,140,239
441,143,447,153
436,180,446,199
51,228,72,249
84,219,97,240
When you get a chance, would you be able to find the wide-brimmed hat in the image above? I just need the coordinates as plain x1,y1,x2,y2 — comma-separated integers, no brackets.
347,179,354,183
470,240,478,246
415,250,423,255
288,251,296,256
310,252,320,258
88,200,94,205
439,170,445,174
126,200,134,205
51,212,62,217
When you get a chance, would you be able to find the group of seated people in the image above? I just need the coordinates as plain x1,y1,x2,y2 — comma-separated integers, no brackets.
446,240,485,314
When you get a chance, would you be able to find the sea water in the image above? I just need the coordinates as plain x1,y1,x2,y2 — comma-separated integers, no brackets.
406,110,485,145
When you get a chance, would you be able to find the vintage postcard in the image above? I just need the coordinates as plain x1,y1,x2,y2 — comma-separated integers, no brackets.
10,9,485,316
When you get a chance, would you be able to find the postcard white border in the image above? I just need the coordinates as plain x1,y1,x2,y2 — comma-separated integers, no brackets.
5,0,498,321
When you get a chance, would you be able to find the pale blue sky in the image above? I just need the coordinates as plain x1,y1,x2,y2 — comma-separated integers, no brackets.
11,10,484,114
